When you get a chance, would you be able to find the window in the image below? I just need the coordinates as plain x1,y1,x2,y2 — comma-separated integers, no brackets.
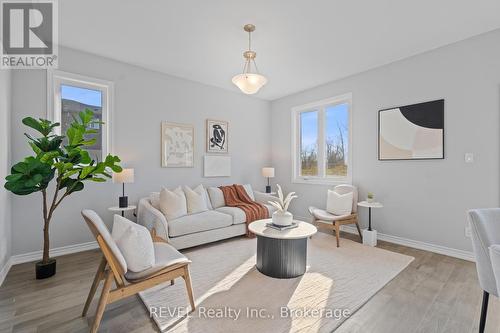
47,70,113,161
292,93,352,184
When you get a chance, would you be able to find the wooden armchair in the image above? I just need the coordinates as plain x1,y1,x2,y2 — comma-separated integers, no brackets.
81,210,195,333
308,184,362,247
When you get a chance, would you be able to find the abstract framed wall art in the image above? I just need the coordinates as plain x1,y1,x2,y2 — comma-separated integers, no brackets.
161,122,194,167
206,119,228,153
378,99,444,160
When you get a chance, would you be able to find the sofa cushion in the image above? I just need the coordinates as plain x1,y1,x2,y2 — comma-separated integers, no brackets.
203,188,213,210
208,187,225,209
263,204,277,216
160,187,187,220
150,192,160,210
242,184,255,201
216,206,246,225
168,210,233,237
184,185,208,214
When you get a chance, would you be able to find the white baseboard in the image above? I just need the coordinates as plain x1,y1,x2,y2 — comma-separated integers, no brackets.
10,241,99,265
294,215,475,262
0,257,13,286
341,225,475,262
0,241,98,287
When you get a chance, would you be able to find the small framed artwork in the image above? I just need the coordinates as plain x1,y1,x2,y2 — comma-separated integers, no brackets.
203,155,231,177
378,99,444,160
206,119,228,153
161,121,194,167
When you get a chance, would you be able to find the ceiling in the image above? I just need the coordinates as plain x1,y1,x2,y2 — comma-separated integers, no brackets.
59,0,500,100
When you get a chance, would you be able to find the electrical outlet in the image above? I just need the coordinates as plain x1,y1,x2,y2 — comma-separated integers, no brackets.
465,226,471,238
465,153,474,163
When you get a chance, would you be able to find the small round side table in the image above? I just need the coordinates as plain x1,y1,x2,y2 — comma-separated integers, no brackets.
357,201,383,246
108,205,136,217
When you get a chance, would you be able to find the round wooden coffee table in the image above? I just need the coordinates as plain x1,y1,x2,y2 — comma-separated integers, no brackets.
248,219,317,279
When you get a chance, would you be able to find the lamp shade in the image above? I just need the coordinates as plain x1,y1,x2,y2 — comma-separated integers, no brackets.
112,168,134,184
262,167,275,178
232,73,267,95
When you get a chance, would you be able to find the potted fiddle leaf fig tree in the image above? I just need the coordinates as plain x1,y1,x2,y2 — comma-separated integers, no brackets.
4,109,122,279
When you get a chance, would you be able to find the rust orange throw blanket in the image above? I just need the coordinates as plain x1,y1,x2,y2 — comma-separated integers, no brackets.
219,184,269,237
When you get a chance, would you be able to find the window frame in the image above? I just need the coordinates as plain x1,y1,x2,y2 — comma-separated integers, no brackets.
291,93,352,185
47,69,114,160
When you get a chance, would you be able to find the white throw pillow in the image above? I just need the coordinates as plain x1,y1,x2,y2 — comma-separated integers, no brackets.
242,184,255,201
203,188,213,210
184,185,208,214
326,190,353,216
159,187,187,220
208,186,225,209
111,214,155,273
149,192,160,210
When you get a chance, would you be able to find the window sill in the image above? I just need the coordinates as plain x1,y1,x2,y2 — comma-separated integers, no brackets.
292,177,352,186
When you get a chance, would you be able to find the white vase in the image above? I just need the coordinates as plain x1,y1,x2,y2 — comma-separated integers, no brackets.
272,211,293,226
367,197,374,203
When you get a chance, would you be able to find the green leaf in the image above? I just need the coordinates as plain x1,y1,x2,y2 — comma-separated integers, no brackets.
28,142,42,155
67,181,84,194
61,169,79,179
90,177,106,182
79,109,94,125
5,157,54,195
22,117,46,135
39,151,60,163
80,138,96,146
80,151,91,164
79,166,95,179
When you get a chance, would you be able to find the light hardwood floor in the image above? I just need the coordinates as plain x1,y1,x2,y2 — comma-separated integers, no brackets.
1,231,499,333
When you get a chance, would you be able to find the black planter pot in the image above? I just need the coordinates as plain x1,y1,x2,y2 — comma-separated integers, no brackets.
35,258,56,279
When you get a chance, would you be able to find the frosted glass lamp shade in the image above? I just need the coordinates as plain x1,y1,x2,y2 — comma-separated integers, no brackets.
112,168,134,183
232,73,267,94
262,167,275,178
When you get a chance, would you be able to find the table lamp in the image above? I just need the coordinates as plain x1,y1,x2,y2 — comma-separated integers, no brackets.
262,167,275,193
112,168,134,208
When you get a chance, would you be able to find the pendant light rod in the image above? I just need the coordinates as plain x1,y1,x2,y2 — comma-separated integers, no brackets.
232,23,267,95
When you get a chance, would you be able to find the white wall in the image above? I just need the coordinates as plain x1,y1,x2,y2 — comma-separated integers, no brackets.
10,46,271,255
0,70,12,273
271,29,500,252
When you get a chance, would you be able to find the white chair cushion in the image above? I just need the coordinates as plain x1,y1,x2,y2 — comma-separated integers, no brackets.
149,192,160,210
208,186,225,209
309,207,351,222
168,210,233,237
184,185,209,214
160,187,187,220
326,190,353,216
125,242,190,281
111,215,155,273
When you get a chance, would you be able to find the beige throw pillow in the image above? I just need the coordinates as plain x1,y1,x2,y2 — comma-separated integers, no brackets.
184,185,208,214
159,187,187,220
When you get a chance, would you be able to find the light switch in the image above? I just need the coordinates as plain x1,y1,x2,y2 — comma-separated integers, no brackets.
465,153,474,163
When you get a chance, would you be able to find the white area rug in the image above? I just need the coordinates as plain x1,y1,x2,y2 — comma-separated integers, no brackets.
139,232,413,332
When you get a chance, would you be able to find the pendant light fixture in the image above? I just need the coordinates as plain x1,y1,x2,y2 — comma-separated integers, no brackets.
232,24,267,95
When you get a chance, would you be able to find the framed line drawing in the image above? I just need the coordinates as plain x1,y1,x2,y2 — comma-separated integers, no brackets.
206,119,228,153
161,121,194,167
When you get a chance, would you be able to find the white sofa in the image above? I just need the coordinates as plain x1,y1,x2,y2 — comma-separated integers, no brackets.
137,185,278,250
